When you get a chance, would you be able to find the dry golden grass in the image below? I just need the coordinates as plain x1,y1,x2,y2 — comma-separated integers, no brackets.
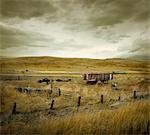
1,73,150,135
1,82,49,113
0,57,150,135
1,101,149,135
1,74,149,113
1,56,149,73
36,101,150,135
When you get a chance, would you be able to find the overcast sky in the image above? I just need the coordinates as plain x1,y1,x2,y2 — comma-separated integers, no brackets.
0,0,150,59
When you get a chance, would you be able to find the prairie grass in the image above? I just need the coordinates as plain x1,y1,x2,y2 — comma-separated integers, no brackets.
1,74,149,114
0,57,150,135
1,101,149,135
1,83,49,113
1,56,149,73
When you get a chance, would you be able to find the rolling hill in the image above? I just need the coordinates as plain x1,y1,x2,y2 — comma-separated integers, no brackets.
0,56,149,74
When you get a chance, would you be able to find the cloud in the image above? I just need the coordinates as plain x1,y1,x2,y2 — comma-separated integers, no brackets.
0,18,119,57
0,0,149,59
1,0,149,26
129,40,149,53
0,24,27,49
0,21,52,50
1,0,57,19
118,39,150,60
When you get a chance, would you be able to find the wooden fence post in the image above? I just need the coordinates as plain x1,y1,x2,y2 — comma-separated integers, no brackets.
51,80,53,90
101,95,103,104
50,89,52,94
58,89,61,96
12,102,16,114
147,121,149,135
129,127,133,134
50,100,54,109
77,96,81,107
134,91,136,99
138,126,141,132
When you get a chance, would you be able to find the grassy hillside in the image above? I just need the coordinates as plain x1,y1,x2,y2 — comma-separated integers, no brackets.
0,56,149,73
1,56,150,135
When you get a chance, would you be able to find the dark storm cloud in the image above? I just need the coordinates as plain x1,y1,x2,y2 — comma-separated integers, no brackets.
0,0,57,19
0,0,149,59
1,0,149,26
58,0,149,26
86,0,149,27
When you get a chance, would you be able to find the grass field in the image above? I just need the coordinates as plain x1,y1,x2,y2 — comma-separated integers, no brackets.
1,56,149,73
0,56,150,135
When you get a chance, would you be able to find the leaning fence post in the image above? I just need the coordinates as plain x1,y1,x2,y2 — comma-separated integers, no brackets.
50,100,54,109
101,95,103,104
77,96,81,107
12,102,16,114
58,89,61,96
134,91,136,99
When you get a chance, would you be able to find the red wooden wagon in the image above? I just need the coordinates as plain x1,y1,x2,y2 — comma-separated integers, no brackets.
83,73,113,84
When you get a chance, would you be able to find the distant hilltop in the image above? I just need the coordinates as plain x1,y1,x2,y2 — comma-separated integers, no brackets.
0,56,149,74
